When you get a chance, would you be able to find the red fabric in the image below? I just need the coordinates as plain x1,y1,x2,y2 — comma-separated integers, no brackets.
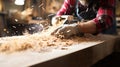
56,0,115,33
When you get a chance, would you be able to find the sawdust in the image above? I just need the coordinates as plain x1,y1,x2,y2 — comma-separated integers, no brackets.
0,26,100,53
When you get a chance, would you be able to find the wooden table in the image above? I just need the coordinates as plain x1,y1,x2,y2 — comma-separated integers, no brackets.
0,34,116,67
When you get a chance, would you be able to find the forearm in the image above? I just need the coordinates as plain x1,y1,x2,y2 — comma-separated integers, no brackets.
77,20,97,34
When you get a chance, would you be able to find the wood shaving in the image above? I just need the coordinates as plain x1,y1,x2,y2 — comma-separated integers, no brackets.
0,26,101,53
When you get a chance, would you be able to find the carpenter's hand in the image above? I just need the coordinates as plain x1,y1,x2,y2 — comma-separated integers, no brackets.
51,23,83,39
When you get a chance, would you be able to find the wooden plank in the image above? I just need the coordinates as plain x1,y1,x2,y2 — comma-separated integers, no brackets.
0,34,116,67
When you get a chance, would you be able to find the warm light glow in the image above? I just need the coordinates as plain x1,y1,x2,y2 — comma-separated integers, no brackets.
14,0,25,5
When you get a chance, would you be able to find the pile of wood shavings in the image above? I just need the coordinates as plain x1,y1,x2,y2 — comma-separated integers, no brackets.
0,26,100,53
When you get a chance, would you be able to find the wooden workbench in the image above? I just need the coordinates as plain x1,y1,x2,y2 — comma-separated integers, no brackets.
0,34,116,67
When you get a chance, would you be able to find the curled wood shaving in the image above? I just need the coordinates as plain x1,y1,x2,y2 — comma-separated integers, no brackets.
0,26,101,53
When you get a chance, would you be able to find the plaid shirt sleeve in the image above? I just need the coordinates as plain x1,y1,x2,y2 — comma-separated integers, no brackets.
56,0,76,16
93,0,115,33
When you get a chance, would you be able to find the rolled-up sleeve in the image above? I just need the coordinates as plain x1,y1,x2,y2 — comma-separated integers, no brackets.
93,0,115,33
